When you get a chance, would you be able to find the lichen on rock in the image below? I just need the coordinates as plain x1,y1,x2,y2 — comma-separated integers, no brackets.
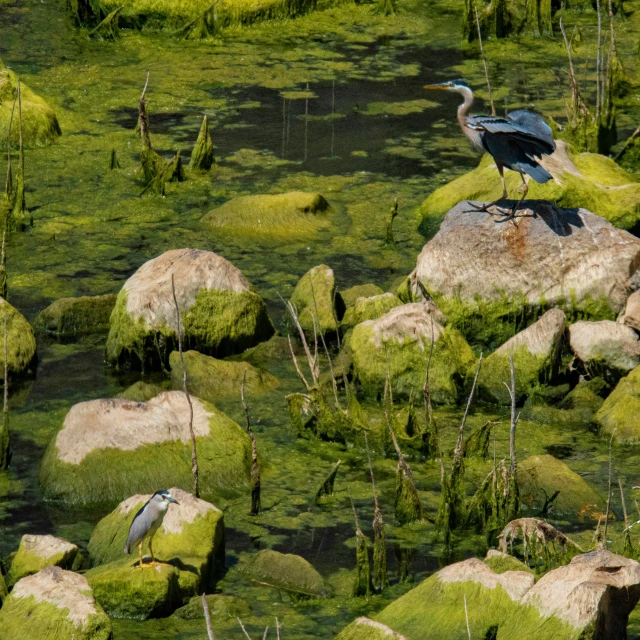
7,535,78,588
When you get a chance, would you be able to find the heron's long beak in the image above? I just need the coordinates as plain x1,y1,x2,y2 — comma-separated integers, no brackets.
424,83,447,90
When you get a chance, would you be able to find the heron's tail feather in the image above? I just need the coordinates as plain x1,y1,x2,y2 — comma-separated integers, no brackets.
516,161,553,184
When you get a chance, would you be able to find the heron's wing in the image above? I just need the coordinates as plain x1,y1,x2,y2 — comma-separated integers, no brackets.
507,110,555,151
124,499,152,553
483,133,553,183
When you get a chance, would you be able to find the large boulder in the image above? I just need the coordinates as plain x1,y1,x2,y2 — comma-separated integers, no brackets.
517,455,604,521
336,557,533,639
290,265,341,334
569,320,640,379
595,365,640,444
619,290,640,332
106,249,274,370
413,202,640,349
349,303,476,403
39,391,251,504
499,550,640,639
0,62,61,147
478,308,566,403
86,488,223,619
0,297,36,375
202,191,331,239
34,294,117,339
419,142,640,233
6,535,78,588
240,550,332,598
0,566,112,639
169,350,278,403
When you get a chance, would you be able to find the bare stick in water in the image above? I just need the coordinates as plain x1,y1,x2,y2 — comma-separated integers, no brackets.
602,430,616,547
242,368,261,515
474,5,495,115
202,593,214,640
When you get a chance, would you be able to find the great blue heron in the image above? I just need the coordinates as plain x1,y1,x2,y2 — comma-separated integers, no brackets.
424,80,556,218
124,489,179,568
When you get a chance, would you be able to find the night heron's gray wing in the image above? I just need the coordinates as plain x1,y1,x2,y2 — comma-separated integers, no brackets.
124,500,152,554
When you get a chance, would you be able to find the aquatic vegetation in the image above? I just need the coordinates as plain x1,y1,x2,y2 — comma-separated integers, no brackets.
188,115,215,171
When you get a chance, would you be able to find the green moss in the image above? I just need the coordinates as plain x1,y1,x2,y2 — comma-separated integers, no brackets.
240,549,332,598
0,64,61,148
202,192,330,240
7,540,78,588
39,402,251,504
484,553,533,575
352,529,372,597
106,288,274,369
169,349,279,403
350,322,476,403
290,264,340,334
338,284,384,309
522,380,604,426
335,617,403,640
595,365,640,444
341,293,402,333
118,380,168,402
497,600,584,640
419,150,640,233
0,594,112,640
189,115,214,171
0,570,6,604
0,299,36,375
34,294,117,338
172,594,250,620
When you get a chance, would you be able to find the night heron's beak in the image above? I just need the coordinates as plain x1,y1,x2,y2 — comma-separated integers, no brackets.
168,496,179,505
423,83,448,90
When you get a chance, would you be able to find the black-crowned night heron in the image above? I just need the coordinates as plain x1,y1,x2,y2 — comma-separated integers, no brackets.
124,490,179,568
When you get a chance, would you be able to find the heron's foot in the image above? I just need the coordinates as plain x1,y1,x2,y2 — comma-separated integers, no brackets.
464,199,506,213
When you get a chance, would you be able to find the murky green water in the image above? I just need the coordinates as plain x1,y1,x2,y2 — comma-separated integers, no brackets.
0,0,639,637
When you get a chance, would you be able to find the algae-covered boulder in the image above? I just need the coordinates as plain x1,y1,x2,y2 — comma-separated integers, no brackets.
0,566,112,639
173,593,250,620
169,349,278,403
118,379,168,402
341,293,403,333
0,297,36,376
240,550,332,598
413,202,640,349
336,618,407,640
478,309,566,404
34,294,117,339
517,455,604,520
290,264,341,334
86,488,223,619
336,558,533,639
106,248,274,369
484,549,533,575
350,303,476,402
419,141,640,233
39,391,251,504
569,320,640,378
203,192,330,239
338,284,384,309
6,535,78,588
0,62,61,147
499,550,640,639
595,365,640,444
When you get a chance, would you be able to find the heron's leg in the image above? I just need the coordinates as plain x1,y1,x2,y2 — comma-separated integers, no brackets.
466,164,508,213
138,542,143,568
148,534,171,567
495,173,533,224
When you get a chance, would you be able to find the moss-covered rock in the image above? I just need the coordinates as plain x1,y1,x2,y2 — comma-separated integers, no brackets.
517,455,604,520
105,249,274,370
0,298,36,376
338,284,384,309
478,309,566,404
341,293,403,333
290,264,341,334
169,349,278,403
34,294,117,339
118,380,168,402
595,365,640,444
0,566,112,639
203,192,330,239
240,549,332,598
484,549,533,575
419,142,640,233
336,558,534,640
0,62,61,148
350,303,476,402
6,535,78,588
39,391,251,504
172,593,250,620
86,488,224,619
0,570,6,605
336,617,407,640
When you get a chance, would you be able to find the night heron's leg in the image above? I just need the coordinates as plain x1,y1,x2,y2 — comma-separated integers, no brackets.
148,534,171,567
466,163,508,213
138,542,143,568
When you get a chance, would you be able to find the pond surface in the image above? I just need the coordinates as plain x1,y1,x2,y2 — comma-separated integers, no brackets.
0,0,640,637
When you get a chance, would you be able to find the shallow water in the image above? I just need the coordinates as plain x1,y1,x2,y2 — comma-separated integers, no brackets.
0,0,640,637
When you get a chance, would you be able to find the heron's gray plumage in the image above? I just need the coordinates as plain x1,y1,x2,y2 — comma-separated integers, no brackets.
124,490,179,555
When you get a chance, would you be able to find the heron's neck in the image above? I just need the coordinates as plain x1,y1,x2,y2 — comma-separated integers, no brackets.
456,86,474,129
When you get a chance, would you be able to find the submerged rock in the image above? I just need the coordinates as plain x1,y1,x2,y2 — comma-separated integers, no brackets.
7,535,78,588
39,391,251,504
595,365,640,444
341,292,403,333
0,297,37,375
105,248,274,370
569,320,640,378
419,142,640,232
34,294,117,339
86,488,223,619
478,308,566,404
203,191,330,239
240,549,332,598
290,264,341,334
0,62,61,147
349,303,475,402
413,202,640,349
172,593,250,620
169,349,278,403
517,455,604,520
0,566,112,639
